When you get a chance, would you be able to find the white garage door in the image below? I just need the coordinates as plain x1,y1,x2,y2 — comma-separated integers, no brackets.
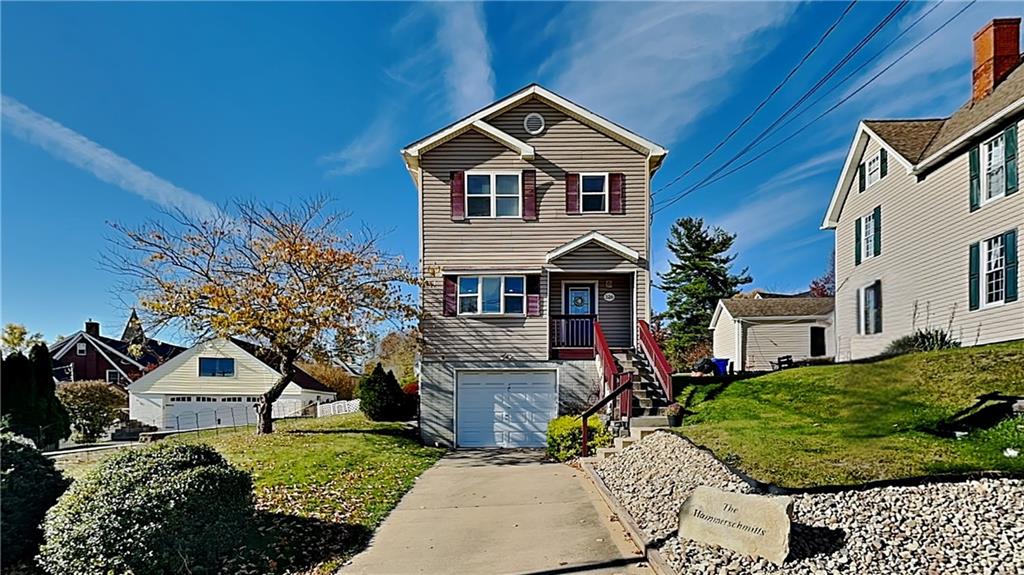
456,370,557,448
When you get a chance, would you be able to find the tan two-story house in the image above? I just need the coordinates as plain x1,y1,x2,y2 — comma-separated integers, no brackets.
402,85,669,447
823,19,1023,361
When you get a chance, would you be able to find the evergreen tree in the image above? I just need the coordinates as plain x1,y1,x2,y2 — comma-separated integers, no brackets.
658,217,752,361
29,344,71,447
1,352,34,440
357,363,405,421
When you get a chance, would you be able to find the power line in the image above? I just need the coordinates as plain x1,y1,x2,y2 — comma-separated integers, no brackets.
654,0,910,214
651,0,976,216
652,0,859,197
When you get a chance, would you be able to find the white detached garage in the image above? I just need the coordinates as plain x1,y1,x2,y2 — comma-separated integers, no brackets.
455,370,557,448
128,338,336,430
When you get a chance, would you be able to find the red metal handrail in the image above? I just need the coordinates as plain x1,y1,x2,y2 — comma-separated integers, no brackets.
580,373,632,457
580,321,633,457
594,321,617,397
637,319,673,402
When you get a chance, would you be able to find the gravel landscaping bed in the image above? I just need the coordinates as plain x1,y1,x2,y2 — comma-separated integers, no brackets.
593,431,1024,575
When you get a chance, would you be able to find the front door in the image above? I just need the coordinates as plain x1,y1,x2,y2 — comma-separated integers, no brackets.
563,285,595,347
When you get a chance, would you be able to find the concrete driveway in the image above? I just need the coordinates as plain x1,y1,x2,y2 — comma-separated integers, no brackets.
341,450,651,575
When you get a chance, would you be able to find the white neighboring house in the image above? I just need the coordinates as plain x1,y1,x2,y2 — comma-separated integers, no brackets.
710,297,835,372
128,338,336,430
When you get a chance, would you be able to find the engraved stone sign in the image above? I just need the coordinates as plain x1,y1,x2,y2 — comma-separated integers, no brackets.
678,486,793,565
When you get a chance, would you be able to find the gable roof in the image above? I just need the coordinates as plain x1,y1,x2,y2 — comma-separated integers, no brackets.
50,330,185,384
711,297,834,328
824,61,1024,229
545,231,640,264
400,83,668,182
229,338,334,393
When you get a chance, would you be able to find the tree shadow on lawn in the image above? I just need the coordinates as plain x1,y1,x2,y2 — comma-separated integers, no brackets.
224,511,372,574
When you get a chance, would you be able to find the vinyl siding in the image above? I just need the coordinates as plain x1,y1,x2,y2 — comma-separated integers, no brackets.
419,98,651,361
834,125,1024,361
712,308,737,364
742,319,835,371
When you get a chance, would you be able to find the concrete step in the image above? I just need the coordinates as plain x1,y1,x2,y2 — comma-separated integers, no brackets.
595,447,621,460
629,426,663,440
630,415,670,428
613,436,637,450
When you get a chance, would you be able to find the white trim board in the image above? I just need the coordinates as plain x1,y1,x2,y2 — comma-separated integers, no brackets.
546,231,640,264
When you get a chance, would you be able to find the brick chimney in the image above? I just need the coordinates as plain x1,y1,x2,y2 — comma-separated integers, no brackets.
973,18,1021,103
84,320,100,337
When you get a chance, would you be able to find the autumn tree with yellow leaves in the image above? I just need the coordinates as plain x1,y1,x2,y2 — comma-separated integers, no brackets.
105,197,417,433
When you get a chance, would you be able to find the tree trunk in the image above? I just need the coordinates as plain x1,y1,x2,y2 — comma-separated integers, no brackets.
254,349,298,435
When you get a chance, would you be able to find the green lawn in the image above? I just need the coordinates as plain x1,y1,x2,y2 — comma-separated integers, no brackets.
677,342,1024,488
57,413,444,574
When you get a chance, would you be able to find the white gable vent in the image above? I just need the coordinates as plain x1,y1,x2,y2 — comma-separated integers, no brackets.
523,112,545,135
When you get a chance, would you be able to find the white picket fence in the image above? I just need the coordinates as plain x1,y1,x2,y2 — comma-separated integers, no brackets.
316,399,361,417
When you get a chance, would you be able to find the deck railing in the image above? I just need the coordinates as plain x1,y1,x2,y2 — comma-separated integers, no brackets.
551,314,596,348
637,319,673,401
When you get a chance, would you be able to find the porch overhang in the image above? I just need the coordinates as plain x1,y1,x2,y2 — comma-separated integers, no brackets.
545,232,640,265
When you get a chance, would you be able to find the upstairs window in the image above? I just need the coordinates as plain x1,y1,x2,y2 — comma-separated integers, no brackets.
466,172,520,218
580,174,608,213
862,211,876,259
457,276,525,315
858,149,887,192
866,154,881,187
984,132,1007,202
199,357,235,377
76,342,87,356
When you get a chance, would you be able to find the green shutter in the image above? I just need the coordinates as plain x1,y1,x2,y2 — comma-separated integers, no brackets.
1005,124,1018,196
969,242,980,311
1006,229,1018,303
854,217,862,265
880,149,888,178
858,163,866,193
873,205,882,257
874,281,883,335
969,146,981,211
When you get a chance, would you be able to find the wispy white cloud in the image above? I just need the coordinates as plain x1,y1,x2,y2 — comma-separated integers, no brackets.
544,2,796,145
715,185,824,254
432,2,495,118
319,113,395,177
762,147,848,192
2,94,219,219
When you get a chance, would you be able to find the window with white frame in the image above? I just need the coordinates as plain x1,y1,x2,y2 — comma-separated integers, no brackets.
195,396,218,403
76,342,87,356
983,132,1007,202
862,212,876,259
246,396,260,403
199,357,235,377
169,396,192,403
984,234,1006,305
220,396,243,402
466,172,520,218
457,275,525,315
866,153,881,187
105,369,121,384
580,174,608,213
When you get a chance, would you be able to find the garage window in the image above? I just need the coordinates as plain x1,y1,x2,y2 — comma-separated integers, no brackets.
199,357,235,377
169,396,192,402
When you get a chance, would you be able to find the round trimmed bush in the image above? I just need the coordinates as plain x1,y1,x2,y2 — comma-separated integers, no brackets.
0,432,69,567
546,415,611,461
38,443,253,575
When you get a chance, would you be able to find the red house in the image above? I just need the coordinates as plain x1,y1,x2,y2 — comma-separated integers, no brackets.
50,311,185,388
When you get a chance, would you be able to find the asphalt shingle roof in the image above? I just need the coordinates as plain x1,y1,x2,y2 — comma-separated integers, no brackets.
866,58,1024,165
721,297,834,319
229,338,335,393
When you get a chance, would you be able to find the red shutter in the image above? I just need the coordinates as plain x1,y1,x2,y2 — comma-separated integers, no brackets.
609,173,624,214
443,276,457,316
565,173,580,214
526,275,542,317
450,171,465,221
522,170,537,221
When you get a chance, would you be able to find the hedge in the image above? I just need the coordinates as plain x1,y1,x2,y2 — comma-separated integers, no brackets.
546,415,611,461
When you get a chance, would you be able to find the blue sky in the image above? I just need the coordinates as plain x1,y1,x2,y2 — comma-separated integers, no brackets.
2,1,1020,343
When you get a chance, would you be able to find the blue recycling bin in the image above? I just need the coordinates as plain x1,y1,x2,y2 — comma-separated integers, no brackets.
712,358,730,376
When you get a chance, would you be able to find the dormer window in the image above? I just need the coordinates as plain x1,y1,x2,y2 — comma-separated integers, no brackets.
580,174,608,213
465,172,521,218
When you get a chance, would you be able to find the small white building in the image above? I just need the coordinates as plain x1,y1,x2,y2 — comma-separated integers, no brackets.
128,338,336,430
710,297,835,372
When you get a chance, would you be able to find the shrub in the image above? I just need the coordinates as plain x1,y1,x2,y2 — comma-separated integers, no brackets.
358,363,406,421
56,381,126,443
546,415,611,461
884,328,961,356
38,443,253,575
0,432,70,567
